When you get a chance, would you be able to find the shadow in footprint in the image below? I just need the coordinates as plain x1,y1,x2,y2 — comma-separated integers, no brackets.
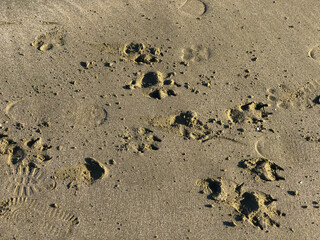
84,158,106,181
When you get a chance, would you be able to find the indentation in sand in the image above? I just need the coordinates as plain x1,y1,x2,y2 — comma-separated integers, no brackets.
116,127,162,153
0,135,51,167
227,101,271,124
181,45,210,62
148,111,213,141
54,158,108,187
0,197,79,238
197,178,282,229
179,0,207,17
238,158,284,181
308,45,320,62
124,71,178,99
266,80,320,110
93,42,163,64
31,27,65,51
5,165,56,196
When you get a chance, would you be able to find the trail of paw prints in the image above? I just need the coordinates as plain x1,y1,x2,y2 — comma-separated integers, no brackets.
115,127,162,153
0,197,79,239
0,135,51,168
53,158,108,189
238,158,284,181
181,45,211,63
92,42,163,65
266,80,320,110
124,71,179,99
5,165,56,197
197,178,284,230
31,27,65,51
179,0,207,17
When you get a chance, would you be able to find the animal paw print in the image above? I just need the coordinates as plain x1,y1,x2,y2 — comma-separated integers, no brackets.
116,127,162,153
197,178,283,230
31,28,65,51
123,42,163,64
227,102,272,124
266,82,320,110
238,158,284,181
0,135,51,167
124,71,179,99
95,42,163,65
149,111,213,141
181,45,210,62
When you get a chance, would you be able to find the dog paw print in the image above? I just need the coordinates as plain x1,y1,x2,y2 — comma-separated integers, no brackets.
266,82,320,110
181,45,210,62
227,101,272,125
0,135,51,167
95,42,163,65
238,158,285,181
116,127,162,153
266,87,291,109
31,28,65,51
124,71,179,99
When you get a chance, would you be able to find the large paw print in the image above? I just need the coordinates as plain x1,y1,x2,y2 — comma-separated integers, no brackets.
124,71,179,99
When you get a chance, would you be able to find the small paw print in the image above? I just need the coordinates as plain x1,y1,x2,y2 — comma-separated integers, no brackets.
182,45,210,62
31,28,65,51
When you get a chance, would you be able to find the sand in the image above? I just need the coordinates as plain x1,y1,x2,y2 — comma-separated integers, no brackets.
0,0,319,239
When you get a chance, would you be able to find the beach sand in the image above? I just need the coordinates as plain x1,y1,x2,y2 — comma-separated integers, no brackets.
0,0,319,239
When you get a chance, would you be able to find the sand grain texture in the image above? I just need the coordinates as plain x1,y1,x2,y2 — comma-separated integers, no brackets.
0,0,319,239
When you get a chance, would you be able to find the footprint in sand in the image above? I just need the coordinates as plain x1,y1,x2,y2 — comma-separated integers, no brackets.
308,45,320,62
6,97,108,129
238,158,285,181
197,177,283,230
54,158,108,188
69,103,108,128
0,197,79,239
124,71,179,99
181,45,211,63
254,133,300,164
266,81,320,110
179,0,207,17
116,127,162,153
5,165,56,197
31,27,65,51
